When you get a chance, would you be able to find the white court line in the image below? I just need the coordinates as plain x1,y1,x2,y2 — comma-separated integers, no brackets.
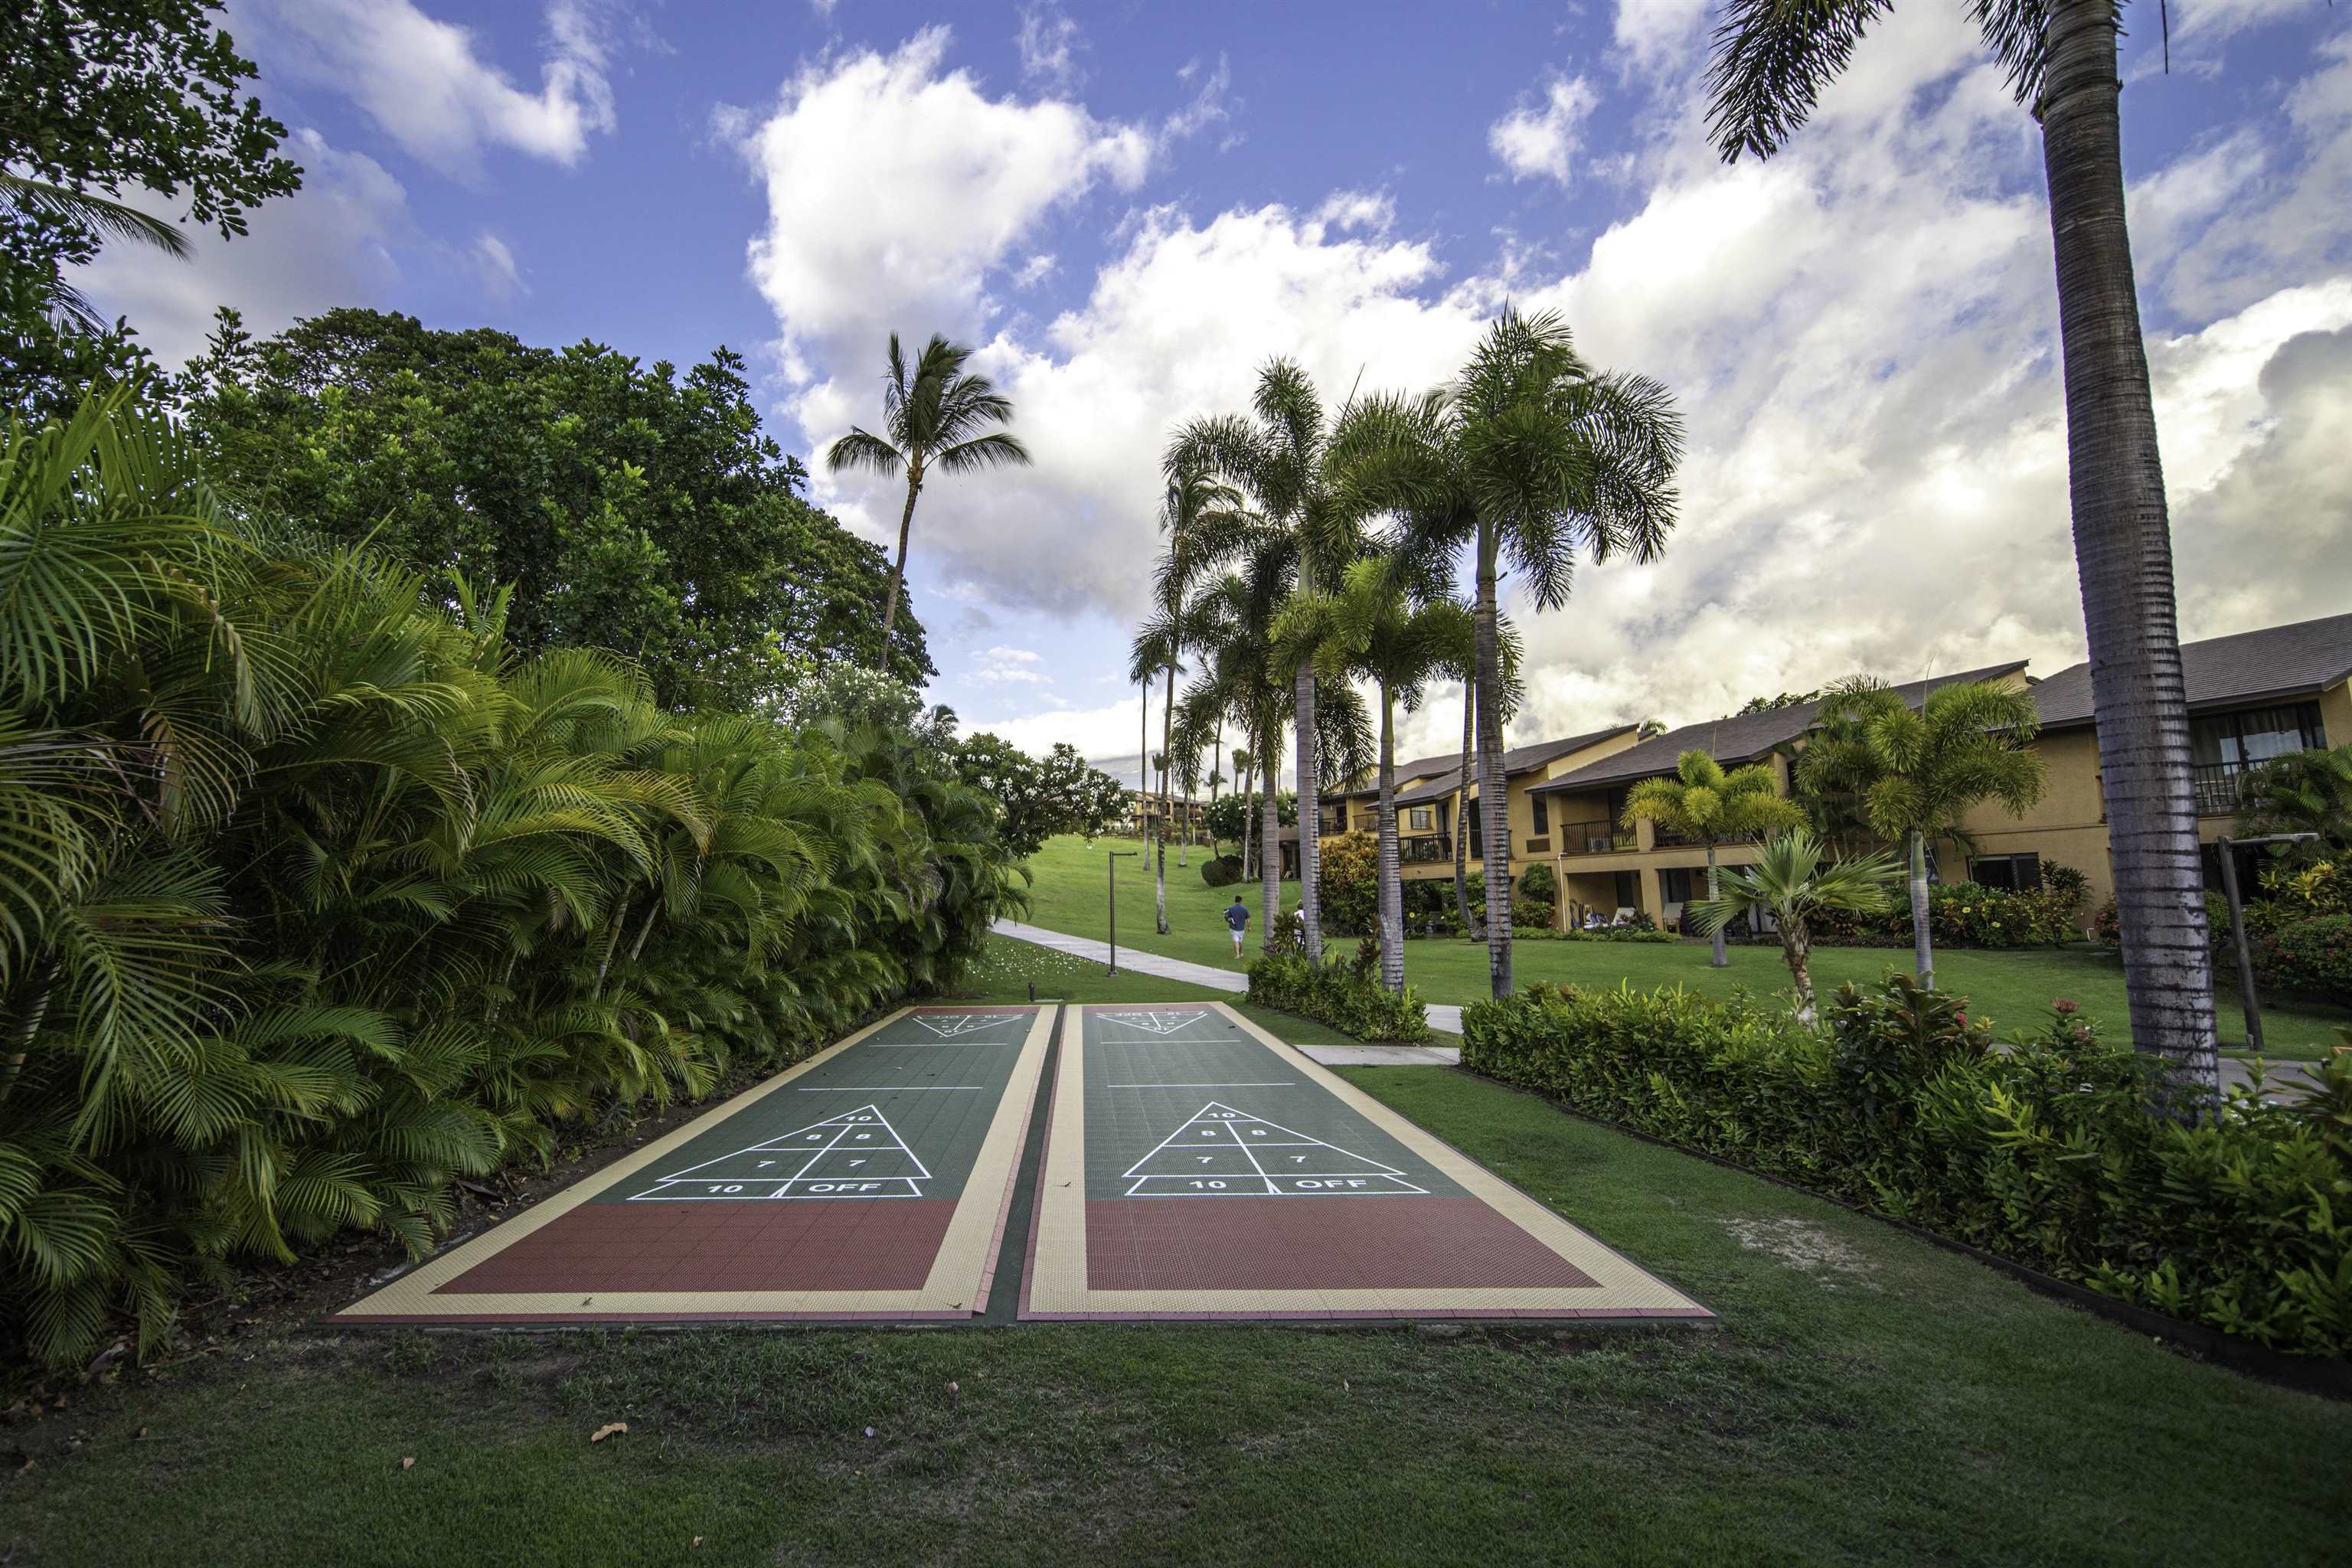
1106,1082,1295,1088
795,1086,983,1092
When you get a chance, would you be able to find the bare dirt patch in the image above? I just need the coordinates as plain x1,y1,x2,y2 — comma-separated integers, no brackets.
1718,1219,1877,1289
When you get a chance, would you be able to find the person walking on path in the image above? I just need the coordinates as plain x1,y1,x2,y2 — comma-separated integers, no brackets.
1224,895,1250,958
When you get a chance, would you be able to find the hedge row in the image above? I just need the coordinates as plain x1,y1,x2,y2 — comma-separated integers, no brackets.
1462,977,2352,1357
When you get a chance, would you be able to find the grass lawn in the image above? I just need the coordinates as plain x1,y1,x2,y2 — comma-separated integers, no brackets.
1023,835,2352,1060
6,937,2347,1566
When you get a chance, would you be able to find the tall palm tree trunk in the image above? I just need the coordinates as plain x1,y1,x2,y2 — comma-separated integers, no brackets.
2039,0,2217,1111
1474,540,1513,998
879,474,920,657
1706,841,1727,969
1156,665,1174,935
1239,740,1256,880
1260,751,1281,951
1906,829,1934,989
1453,672,1475,937
1376,689,1404,993
1293,665,1323,961
1138,682,1149,841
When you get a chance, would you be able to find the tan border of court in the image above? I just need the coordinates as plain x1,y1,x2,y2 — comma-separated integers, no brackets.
1024,1001,1712,1320
334,1004,1054,1322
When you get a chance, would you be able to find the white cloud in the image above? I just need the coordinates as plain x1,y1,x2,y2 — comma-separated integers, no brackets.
974,645,1051,684
1016,2,1086,93
234,0,622,178
737,21,2352,766
74,129,411,367
470,231,523,296
1613,0,1713,76
731,28,1152,378
1488,74,1601,188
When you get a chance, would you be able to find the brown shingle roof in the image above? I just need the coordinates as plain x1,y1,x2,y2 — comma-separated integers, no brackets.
1383,724,1641,807
2027,613,2352,729
1528,661,2030,796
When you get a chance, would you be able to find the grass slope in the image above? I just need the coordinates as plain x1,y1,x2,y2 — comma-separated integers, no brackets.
1022,835,2350,1060
6,939,2346,1566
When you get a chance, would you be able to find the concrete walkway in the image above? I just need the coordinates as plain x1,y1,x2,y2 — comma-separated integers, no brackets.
988,918,1466,1057
989,919,2318,1090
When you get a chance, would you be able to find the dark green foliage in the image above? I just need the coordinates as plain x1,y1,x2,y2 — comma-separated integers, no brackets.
172,308,932,708
1513,925,1678,943
1463,975,2352,1356
1246,952,1429,1043
0,394,1017,1367
1200,854,1243,888
1203,790,1295,846
1315,829,1380,936
2,1,303,416
1808,877,2086,948
1517,863,1557,904
2248,916,2352,1006
951,734,1128,859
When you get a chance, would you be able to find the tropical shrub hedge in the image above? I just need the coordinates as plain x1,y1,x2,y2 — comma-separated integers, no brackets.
1315,829,1380,936
1805,873,2087,949
2099,861,2352,1004
1246,943,1430,1043
0,397,1021,1367
1462,977,2352,1357
1200,854,1244,888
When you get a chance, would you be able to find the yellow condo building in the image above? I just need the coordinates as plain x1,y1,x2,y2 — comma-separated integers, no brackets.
1312,612,2352,933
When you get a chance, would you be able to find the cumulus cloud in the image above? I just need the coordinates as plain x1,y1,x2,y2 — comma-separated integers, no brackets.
233,0,624,178
1612,0,1713,76
733,21,2352,770
973,645,1052,684
74,129,412,367
1488,74,1601,187
730,27,1152,379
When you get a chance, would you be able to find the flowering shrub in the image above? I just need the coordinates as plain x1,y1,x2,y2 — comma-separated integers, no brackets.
1462,975,2352,1357
1810,876,2086,949
1315,830,1381,936
2247,915,2352,1006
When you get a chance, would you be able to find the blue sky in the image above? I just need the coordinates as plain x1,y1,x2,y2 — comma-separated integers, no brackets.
83,2,2352,789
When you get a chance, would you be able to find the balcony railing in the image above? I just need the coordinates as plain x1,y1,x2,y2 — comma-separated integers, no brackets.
1652,827,1764,849
1398,834,1453,865
1558,820,1622,856
2192,762,2253,817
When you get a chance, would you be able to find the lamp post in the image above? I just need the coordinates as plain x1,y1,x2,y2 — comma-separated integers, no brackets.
1107,849,1138,975
2213,831,2318,1057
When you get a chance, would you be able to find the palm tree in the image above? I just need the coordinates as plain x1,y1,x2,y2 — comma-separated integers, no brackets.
1367,313,1682,997
1276,556,1475,991
1165,361,1360,962
2,174,191,334
1794,678,2045,993
1232,745,1256,875
2233,744,2352,864
825,332,1031,657
1687,831,1901,1024
1621,751,1806,969
1706,0,2220,1104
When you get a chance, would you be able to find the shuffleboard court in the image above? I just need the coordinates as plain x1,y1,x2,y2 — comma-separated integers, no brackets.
334,1005,1052,1323
1021,1001,1713,1322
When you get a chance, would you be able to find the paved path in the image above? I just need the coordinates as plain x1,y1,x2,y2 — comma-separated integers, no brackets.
989,920,2318,1091
991,918,1465,1037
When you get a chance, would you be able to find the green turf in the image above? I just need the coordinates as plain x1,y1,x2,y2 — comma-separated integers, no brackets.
9,957,2344,1566
1022,835,2351,1060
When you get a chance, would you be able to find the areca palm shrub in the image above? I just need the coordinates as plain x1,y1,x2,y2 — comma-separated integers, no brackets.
1707,0,2223,1109
825,332,1032,655
1622,751,1807,969
1794,677,2043,993
0,392,1020,1367
1687,831,1902,1024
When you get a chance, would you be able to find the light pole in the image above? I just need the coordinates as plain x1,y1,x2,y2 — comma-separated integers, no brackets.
1107,849,1138,975
2213,831,2318,1057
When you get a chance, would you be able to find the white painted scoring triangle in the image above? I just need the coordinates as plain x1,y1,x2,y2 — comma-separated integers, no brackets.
629,1103,930,1201
1096,1010,1214,1036
910,1012,1018,1039
1121,1102,1426,1197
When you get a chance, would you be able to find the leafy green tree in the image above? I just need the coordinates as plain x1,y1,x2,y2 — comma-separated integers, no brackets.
175,307,930,707
1794,678,2045,991
952,735,1127,858
2234,745,2352,866
1361,312,1682,997
1688,831,1900,1024
1166,361,1364,963
825,332,1031,654
2,0,302,416
1622,750,1806,969
1276,555,1474,993
1706,0,2222,1106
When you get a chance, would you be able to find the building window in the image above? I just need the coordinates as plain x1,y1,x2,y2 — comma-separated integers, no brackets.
1464,799,1481,852
1531,795,1549,835
1407,806,1432,831
1660,867,1700,903
2188,702,2324,813
1968,853,2042,891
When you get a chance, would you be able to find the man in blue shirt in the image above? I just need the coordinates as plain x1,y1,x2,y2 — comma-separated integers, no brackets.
1223,895,1250,957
